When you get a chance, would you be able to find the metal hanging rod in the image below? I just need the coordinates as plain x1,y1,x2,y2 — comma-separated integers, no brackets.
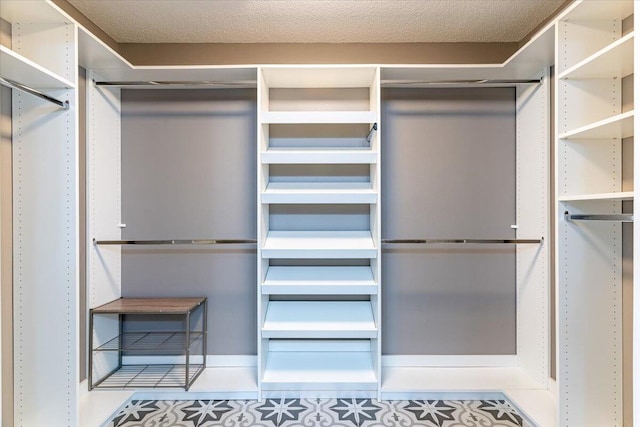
564,212,634,222
366,123,378,142
94,80,257,89
381,79,541,88
0,77,69,110
382,238,543,245
94,238,257,245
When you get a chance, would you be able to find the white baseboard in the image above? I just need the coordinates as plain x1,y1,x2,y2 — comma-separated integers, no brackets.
121,354,257,367
382,355,518,367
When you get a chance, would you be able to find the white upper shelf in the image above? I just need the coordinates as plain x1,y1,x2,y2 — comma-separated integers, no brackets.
559,32,634,80
262,266,377,295
560,0,633,21
559,191,634,202
0,0,70,25
262,230,377,258
262,182,377,204
559,111,634,140
262,111,376,124
0,45,75,89
262,148,377,164
261,66,377,88
262,301,377,339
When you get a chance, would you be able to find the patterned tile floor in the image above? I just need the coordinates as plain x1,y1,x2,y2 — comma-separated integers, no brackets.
108,398,533,427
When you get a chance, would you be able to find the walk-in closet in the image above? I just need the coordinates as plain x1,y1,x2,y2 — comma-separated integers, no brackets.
0,0,637,426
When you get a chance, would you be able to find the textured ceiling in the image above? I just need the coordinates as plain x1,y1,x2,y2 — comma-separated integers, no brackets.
67,0,565,44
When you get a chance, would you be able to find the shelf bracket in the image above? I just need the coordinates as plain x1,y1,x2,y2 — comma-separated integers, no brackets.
366,123,378,142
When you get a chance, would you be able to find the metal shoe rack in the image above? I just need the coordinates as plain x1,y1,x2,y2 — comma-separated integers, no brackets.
89,297,207,390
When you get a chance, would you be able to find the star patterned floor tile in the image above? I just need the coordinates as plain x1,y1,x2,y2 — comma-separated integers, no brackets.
108,398,530,427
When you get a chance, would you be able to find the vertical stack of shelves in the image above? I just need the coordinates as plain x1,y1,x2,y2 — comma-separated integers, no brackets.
0,1,79,425
257,66,381,396
555,1,634,425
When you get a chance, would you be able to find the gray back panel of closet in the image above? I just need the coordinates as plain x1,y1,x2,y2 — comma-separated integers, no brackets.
381,88,516,355
121,89,257,355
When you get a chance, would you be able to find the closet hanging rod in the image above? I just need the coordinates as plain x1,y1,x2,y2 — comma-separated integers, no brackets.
93,238,257,245
382,238,543,244
366,123,378,142
381,79,541,88
0,77,69,110
94,80,257,89
564,212,634,222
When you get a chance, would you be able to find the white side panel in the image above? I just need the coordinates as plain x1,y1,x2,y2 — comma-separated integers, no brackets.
558,200,622,427
87,71,121,308
87,71,121,388
515,69,550,388
13,88,78,425
90,314,119,383
634,4,640,426
13,21,76,85
557,79,621,132
557,19,621,75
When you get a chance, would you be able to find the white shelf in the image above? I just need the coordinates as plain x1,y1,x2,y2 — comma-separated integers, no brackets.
0,0,70,25
262,148,377,164
261,66,377,88
559,32,634,80
559,191,634,202
559,111,634,140
262,350,377,390
262,182,377,204
0,45,75,89
262,231,377,258
262,266,377,295
561,0,633,21
262,301,377,338
381,366,544,394
262,111,376,124
504,389,558,427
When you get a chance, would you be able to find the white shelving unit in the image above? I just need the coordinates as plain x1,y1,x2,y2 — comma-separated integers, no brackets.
555,1,635,426
258,66,381,397
262,182,377,204
0,1,79,426
262,266,377,295
262,148,377,164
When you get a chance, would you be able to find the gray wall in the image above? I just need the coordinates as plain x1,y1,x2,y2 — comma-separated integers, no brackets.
381,88,517,355
121,89,257,355
121,87,519,356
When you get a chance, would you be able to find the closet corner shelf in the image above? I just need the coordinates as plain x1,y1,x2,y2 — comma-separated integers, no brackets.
262,182,377,204
559,110,634,140
558,191,634,202
561,0,634,22
559,31,634,80
262,266,377,295
0,45,75,89
261,148,377,164
261,111,377,124
262,301,377,339
262,230,377,259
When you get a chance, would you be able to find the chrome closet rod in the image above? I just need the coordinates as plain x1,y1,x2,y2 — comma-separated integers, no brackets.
94,80,257,89
564,212,634,222
0,77,69,110
94,238,257,245
381,79,541,87
382,238,543,244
